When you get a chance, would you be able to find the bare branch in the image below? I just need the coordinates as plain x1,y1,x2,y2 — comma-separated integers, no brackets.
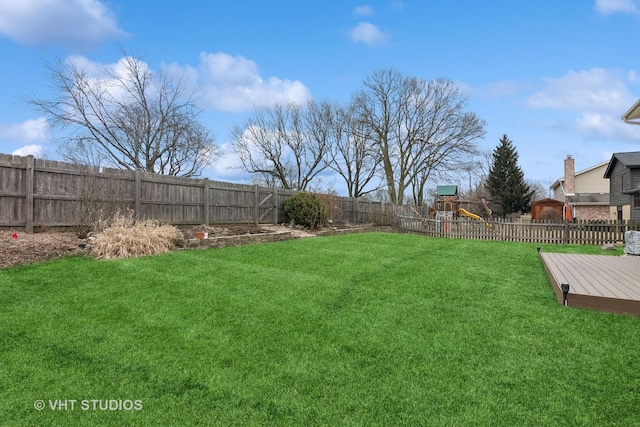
231,101,331,191
26,47,219,177
353,69,486,205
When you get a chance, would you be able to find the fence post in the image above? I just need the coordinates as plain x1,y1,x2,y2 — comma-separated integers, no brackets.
25,155,34,233
563,220,570,244
134,169,142,218
273,188,278,225
354,197,358,224
203,178,210,226
254,184,259,227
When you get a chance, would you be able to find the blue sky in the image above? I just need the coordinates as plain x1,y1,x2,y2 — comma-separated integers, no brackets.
1,0,640,194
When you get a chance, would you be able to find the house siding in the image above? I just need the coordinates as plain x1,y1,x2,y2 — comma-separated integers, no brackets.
575,165,609,193
608,159,640,221
632,168,640,221
608,162,630,207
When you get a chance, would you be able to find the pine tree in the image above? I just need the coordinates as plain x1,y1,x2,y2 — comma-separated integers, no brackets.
486,134,533,217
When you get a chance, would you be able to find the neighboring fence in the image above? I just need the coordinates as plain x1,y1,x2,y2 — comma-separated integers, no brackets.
397,215,640,245
0,154,393,232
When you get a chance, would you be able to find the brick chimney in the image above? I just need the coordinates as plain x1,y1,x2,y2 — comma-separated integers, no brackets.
564,155,575,195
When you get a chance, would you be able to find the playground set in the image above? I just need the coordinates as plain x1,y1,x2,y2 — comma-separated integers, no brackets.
433,185,493,232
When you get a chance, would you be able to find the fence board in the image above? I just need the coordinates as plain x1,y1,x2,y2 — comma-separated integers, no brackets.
1,154,395,230
396,215,640,246
4,153,637,243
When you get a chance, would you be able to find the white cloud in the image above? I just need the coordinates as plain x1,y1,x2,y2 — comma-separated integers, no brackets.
60,52,311,114
353,5,373,16
167,52,312,112
11,144,45,157
575,112,640,141
207,142,246,179
60,55,155,106
0,117,50,144
527,68,635,114
0,0,128,48
594,0,639,15
527,68,640,142
65,54,112,77
349,22,389,47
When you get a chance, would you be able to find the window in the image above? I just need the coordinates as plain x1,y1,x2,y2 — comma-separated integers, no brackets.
621,174,627,192
635,194,640,209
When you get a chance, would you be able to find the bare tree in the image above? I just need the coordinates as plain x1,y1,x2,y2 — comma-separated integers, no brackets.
327,101,381,198
351,69,400,203
27,48,219,176
409,80,485,205
353,69,486,205
527,180,550,202
231,100,332,190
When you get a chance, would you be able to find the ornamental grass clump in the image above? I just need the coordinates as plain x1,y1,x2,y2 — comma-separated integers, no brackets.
92,210,182,260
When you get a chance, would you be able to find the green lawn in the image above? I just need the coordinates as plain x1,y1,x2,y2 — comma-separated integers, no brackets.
1,233,638,426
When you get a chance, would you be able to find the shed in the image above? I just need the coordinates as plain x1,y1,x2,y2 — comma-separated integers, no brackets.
531,198,566,221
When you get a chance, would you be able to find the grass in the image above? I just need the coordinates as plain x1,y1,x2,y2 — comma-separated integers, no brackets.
1,233,639,426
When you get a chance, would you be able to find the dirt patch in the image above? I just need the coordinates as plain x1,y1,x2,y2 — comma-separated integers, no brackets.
0,231,85,270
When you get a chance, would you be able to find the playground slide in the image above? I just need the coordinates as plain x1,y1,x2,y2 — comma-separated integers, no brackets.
458,208,492,228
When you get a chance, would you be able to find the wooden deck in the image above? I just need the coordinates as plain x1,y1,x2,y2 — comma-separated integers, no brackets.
540,252,640,316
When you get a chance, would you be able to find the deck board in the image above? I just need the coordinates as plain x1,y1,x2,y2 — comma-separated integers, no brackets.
540,252,640,316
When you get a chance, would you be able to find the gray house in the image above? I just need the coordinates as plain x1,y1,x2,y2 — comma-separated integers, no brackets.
603,152,640,221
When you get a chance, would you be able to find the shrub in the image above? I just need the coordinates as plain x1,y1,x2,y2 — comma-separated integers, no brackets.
283,191,328,229
91,210,183,260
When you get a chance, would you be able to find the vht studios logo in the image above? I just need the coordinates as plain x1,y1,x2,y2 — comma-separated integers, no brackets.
34,399,143,411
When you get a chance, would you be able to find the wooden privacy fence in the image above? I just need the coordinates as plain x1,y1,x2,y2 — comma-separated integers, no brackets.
0,154,393,232
397,215,640,245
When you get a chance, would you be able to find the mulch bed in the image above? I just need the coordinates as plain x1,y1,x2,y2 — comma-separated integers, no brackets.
0,225,272,270
1,224,381,269
0,231,85,270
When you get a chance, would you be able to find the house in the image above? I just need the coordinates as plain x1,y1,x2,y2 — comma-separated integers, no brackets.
603,152,640,221
622,99,640,125
550,155,612,221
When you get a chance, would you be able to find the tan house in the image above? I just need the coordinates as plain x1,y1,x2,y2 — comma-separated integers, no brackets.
550,155,612,221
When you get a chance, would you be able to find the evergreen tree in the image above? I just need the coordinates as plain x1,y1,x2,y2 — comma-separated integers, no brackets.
486,134,533,217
